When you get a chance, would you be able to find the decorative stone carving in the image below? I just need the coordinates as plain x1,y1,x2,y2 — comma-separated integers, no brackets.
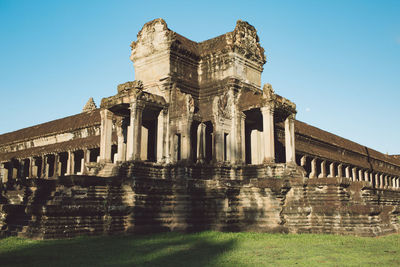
225,20,266,64
263,83,275,100
213,90,234,120
186,94,195,114
130,18,176,61
117,81,143,94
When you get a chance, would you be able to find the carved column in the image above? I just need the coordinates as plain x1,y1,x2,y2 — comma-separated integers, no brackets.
126,103,135,161
374,173,379,188
28,157,33,178
352,167,357,182
99,109,113,163
364,171,369,182
284,114,296,164
379,174,384,189
0,163,7,183
156,111,164,162
318,160,326,178
162,108,170,163
196,123,206,163
115,118,126,162
300,155,306,167
180,123,190,162
40,156,46,178
345,166,350,178
65,151,71,175
310,158,317,178
53,154,59,178
156,108,168,163
328,162,335,177
240,113,246,163
260,106,275,163
337,164,343,177
358,169,363,182
134,102,145,161
213,127,223,162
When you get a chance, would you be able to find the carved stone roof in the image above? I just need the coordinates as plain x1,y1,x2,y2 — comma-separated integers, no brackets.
0,110,101,147
131,18,266,64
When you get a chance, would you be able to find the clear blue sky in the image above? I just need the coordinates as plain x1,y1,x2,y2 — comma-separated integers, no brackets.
0,0,399,154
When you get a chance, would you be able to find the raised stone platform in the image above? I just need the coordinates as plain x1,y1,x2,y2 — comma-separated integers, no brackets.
0,164,398,239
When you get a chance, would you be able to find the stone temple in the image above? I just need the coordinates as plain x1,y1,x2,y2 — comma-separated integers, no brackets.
0,19,399,239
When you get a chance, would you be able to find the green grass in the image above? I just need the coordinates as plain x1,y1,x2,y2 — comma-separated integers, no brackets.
0,231,399,266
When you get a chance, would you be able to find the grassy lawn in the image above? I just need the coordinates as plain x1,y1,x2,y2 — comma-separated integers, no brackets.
0,231,399,267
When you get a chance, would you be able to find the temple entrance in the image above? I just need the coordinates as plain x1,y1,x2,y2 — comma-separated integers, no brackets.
141,108,161,162
244,108,263,164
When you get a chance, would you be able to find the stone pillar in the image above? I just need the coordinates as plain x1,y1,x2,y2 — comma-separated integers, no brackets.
352,167,357,182
318,160,326,178
328,162,335,177
337,164,343,177
41,156,47,178
300,155,306,167
115,118,126,162
66,151,72,175
100,109,113,163
18,160,24,179
379,174,384,189
28,157,33,178
11,160,18,179
0,163,7,183
134,102,145,161
53,154,59,178
384,175,388,188
81,150,89,174
358,169,363,182
345,166,350,178
374,173,379,188
181,122,192,162
240,113,246,163
156,111,164,162
310,158,317,178
196,123,206,163
364,171,369,182
213,127,224,163
162,108,169,163
126,111,134,161
260,106,275,163
284,114,296,164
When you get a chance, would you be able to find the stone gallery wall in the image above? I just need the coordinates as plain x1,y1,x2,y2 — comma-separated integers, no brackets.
0,164,398,239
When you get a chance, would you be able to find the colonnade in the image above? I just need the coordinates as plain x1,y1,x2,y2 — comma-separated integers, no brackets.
0,148,100,182
298,154,400,189
99,103,297,166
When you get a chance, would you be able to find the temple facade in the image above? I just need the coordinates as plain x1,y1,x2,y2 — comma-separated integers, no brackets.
0,19,399,238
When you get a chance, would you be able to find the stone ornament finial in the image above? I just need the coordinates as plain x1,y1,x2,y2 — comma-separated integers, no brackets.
82,97,97,113
263,83,275,99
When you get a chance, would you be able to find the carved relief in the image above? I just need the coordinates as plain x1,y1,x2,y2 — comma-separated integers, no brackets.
213,90,234,120
130,18,176,61
225,20,266,63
